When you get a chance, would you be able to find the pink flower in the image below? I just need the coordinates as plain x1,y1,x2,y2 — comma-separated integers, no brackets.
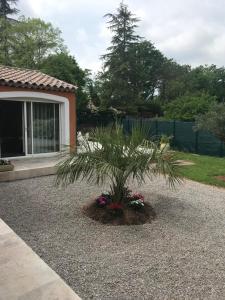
131,193,144,201
96,196,107,206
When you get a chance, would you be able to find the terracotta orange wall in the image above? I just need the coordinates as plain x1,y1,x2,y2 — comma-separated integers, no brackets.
0,86,77,149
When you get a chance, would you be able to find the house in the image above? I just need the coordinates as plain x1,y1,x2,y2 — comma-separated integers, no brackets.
0,65,77,158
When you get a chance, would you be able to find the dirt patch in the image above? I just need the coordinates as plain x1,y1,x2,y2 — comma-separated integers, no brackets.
83,200,156,225
216,176,225,182
176,160,195,166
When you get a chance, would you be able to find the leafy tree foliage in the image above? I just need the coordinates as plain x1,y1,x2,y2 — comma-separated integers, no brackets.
97,3,225,119
195,103,225,143
129,40,165,102
0,2,89,112
0,0,19,64
1,0,225,123
39,52,88,109
98,3,167,116
188,65,225,102
164,93,216,121
158,60,191,102
158,63,225,105
84,70,101,107
9,17,65,68
40,52,84,85
137,100,163,118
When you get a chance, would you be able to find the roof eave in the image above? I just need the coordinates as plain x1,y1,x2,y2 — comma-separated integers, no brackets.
0,80,77,93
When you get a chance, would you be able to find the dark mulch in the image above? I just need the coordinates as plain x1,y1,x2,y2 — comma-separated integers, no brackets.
83,201,156,225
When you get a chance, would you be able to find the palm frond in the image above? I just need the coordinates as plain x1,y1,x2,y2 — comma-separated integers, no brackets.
56,122,181,197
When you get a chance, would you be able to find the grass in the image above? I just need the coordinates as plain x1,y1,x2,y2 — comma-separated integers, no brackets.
175,151,225,188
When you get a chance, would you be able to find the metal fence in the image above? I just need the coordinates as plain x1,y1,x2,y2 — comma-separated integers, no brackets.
123,117,225,157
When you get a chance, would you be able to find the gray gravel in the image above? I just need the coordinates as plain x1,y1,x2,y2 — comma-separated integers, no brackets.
1,176,225,300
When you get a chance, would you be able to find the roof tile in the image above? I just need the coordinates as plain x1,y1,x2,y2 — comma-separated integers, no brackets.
0,65,77,92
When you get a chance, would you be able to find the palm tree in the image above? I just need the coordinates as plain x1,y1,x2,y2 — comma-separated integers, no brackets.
57,123,180,202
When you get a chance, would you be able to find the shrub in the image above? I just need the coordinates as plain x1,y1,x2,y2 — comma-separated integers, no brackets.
163,93,216,121
195,103,225,143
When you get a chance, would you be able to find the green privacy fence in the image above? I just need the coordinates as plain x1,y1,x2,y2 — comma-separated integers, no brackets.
123,117,225,157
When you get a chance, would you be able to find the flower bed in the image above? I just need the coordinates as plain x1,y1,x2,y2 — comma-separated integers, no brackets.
83,190,156,225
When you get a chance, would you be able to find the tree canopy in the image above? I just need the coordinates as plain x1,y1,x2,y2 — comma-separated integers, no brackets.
195,103,225,143
0,2,90,110
9,17,65,68
1,1,225,120
91,3,225,120
164,93,216,121
0,0,18,17
39,52,89,109
0,0,19,64
99,3,142,110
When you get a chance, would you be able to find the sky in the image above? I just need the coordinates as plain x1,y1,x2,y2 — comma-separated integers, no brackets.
18,0,225,73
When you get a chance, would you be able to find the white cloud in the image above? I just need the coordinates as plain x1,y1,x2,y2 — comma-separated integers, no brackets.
18,0,225,71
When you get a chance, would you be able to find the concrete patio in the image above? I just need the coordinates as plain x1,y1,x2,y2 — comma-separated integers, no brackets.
0,218,81,300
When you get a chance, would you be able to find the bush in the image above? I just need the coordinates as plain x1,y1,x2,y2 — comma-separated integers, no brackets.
163,93,216,121
137,101,163,118
77,108,125,130
195,103,225,143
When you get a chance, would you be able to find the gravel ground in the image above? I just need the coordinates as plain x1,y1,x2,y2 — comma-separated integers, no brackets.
1,176,225,300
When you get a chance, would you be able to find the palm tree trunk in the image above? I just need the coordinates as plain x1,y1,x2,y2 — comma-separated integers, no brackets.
110,176,127,203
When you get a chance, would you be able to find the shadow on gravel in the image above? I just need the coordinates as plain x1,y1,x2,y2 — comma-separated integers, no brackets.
152,194,209,231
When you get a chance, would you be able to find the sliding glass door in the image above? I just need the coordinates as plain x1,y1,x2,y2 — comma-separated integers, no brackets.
0,100,25,157
26,102,60,155
0,100,60,158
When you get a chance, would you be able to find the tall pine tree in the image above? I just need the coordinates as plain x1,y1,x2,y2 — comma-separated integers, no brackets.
0,0,18,17
101,2,141,110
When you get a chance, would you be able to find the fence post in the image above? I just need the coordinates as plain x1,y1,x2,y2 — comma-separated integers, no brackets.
155,119,158,136
140,117,143,128
195,131,199,154
172,120,176,149
126,116,130,134
173,120,176,140
220,141,223,157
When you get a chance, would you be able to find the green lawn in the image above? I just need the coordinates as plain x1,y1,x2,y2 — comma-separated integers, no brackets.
175,151,225,188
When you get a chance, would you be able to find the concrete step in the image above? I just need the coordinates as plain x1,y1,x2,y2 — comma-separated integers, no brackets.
0,166,57,182
0,157,61,182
